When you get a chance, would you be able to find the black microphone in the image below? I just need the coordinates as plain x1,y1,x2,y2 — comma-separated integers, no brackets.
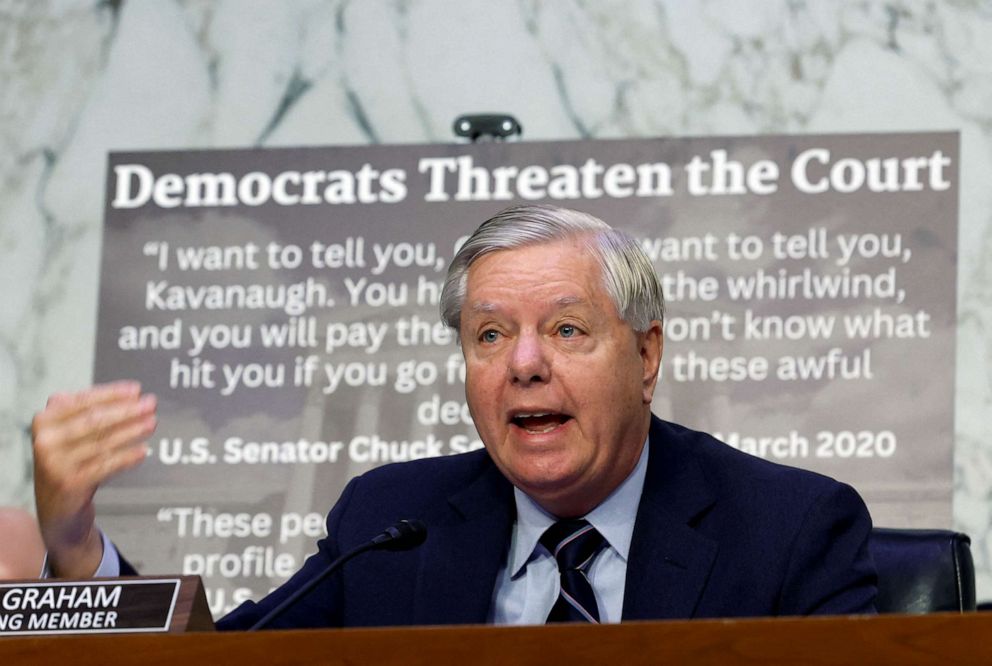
248,519,427,630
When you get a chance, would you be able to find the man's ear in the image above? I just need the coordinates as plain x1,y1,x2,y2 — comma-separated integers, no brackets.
639,320,664,404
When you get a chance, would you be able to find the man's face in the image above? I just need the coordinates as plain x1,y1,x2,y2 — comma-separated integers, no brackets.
460,237,662,518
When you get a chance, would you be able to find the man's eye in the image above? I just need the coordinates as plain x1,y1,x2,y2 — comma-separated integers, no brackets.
558,324,578,338
481,330,500,343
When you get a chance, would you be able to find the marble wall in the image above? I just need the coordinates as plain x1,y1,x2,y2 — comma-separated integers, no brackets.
3,0,991,600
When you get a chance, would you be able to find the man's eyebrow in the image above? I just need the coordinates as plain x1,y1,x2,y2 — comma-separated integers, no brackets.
554,295,586,308
469,302,499,314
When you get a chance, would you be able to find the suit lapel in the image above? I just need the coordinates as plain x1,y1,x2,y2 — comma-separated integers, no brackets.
622,418,719,620
413,460,515,625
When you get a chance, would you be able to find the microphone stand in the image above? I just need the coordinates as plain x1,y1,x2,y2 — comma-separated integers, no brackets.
248,519,426,631
248,540,378,631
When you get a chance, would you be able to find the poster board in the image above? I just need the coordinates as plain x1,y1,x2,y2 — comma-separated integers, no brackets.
94,133,958,615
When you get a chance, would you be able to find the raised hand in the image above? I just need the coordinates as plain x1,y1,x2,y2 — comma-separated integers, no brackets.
31,381,157,577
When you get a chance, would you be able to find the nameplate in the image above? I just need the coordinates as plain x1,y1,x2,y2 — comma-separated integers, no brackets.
0,577,209,636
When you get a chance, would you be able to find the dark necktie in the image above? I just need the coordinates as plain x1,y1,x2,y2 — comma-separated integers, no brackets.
540,519,607,623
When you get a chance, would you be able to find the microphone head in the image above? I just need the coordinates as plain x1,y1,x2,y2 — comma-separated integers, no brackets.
372,519,428,551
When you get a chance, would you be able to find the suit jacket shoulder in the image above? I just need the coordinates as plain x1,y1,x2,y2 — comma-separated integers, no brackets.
623,417,877,619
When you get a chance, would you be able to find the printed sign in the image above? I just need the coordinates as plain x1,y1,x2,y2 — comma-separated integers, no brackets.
0,579,180,635
93,133,958,616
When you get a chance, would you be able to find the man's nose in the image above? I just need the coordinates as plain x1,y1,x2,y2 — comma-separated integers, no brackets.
508,332,550,385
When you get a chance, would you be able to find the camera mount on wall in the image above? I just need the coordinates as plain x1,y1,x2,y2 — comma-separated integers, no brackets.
452,114,523,143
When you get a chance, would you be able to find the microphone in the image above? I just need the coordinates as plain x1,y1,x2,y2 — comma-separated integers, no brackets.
248,519,427,630
369,518,428,550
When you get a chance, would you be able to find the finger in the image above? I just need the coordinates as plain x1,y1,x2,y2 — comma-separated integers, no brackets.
42,381,142,421
94,439,150,482
57,439,151,501
33,405,155,493
33,394,155,510
36,433,150,520
36,405,155,493
74,410,157,470
36,389,145,449
36,393,156,458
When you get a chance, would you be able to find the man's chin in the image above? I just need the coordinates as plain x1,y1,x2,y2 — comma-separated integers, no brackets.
510,469,591,510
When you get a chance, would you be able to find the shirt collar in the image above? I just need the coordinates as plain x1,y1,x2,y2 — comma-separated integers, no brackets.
506,438,650,578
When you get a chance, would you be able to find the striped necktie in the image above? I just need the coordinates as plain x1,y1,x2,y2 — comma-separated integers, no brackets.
540,519,607,623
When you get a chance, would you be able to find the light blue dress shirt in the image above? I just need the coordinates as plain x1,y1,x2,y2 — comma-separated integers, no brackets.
42,529,120,578
489,440,649,625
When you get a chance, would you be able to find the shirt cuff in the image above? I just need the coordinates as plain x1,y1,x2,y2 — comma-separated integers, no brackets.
39,530,121,578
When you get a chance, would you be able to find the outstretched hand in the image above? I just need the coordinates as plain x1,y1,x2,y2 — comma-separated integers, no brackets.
31,381,157,578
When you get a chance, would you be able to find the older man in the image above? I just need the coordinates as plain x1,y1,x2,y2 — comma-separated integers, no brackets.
32,204,876,626
0,508,45,579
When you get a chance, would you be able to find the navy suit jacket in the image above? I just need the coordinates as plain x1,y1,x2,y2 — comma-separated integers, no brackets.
181,416,877,628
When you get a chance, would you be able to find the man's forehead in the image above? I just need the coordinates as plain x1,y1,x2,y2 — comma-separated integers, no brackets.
460,240,612,317
468,294,588,315
464,239,600,281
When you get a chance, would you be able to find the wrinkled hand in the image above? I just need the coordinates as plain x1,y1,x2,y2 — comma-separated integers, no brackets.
31,381,157,577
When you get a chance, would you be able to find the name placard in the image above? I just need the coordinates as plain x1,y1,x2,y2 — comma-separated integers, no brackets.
0,576,213,636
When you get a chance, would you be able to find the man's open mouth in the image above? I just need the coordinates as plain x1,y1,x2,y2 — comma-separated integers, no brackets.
510,412,572,434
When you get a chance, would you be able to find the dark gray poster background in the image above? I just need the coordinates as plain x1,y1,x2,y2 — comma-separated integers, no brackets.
94,133,957,616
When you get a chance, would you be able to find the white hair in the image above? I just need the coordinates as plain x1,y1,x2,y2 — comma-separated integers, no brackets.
440,204,665,331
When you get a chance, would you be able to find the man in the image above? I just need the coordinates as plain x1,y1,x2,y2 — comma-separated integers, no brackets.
0,508,45,579
32,204,877,627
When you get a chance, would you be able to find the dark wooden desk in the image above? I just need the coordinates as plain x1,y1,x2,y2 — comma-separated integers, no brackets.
0,612,987,665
